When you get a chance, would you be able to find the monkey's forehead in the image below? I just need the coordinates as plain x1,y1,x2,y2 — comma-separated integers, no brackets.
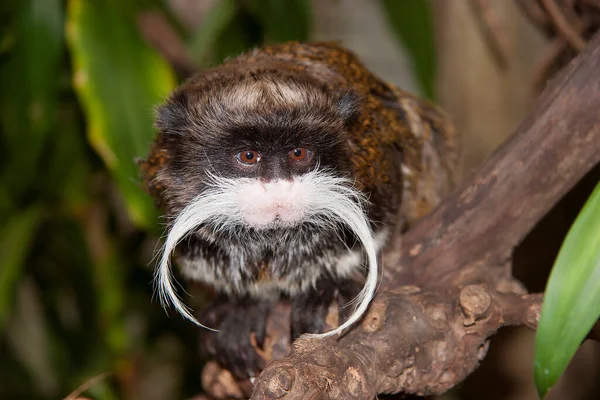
185,75,339,114
156,69,358,140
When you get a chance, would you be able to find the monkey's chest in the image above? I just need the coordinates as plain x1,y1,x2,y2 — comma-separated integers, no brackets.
177,236,358,299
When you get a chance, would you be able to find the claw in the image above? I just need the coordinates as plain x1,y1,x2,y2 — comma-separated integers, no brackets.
201,298,271,379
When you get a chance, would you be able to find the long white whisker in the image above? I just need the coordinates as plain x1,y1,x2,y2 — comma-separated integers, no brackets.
297,171,379,338
155,183,243,330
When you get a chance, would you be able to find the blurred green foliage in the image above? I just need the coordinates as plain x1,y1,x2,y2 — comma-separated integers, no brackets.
0,0,438,398
67,0,177,229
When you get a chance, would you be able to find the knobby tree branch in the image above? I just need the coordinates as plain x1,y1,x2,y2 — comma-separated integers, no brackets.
201,32,600,399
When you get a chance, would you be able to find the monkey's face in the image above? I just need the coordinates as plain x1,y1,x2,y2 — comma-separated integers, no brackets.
214,145,319,227
152,67,380,334
155,71,362,231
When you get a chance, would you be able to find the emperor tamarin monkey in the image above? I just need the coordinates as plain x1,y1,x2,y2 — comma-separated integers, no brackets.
140,42,455,378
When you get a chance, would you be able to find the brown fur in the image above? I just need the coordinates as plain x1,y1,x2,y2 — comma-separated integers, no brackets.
141,41,456,228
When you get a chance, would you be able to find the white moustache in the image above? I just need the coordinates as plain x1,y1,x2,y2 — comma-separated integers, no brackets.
155,168,380,338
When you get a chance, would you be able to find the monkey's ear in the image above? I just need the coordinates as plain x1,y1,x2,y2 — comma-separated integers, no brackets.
336,90,361,124
155,90,190,134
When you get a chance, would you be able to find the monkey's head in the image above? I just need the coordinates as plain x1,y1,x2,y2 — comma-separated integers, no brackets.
144,62,379,336
152,64,362,226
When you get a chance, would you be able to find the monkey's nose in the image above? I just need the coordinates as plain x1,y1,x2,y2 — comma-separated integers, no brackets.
263,179,293,192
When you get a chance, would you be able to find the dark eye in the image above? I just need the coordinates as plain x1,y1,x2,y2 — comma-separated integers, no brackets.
236,150,261,165
289,147,310,162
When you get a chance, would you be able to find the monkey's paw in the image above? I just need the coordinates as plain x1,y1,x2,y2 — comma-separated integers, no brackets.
202,300,270,379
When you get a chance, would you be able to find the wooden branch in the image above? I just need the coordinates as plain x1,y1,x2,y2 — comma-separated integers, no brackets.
252,289,543,399
398,30,600,287
201,32,600,399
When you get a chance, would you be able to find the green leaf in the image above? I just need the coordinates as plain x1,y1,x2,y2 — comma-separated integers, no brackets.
380,0,436,99
41,104,91,209
0,206,43,330
89,225,129,355
66,0,177,229
534,181,600,397
0,0,64,196
187,0,239,65
248,0,311,42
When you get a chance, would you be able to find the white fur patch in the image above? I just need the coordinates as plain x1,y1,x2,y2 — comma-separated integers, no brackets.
236,178,310,227
155,169,380,337
331,228,389,280
223,80,309,111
